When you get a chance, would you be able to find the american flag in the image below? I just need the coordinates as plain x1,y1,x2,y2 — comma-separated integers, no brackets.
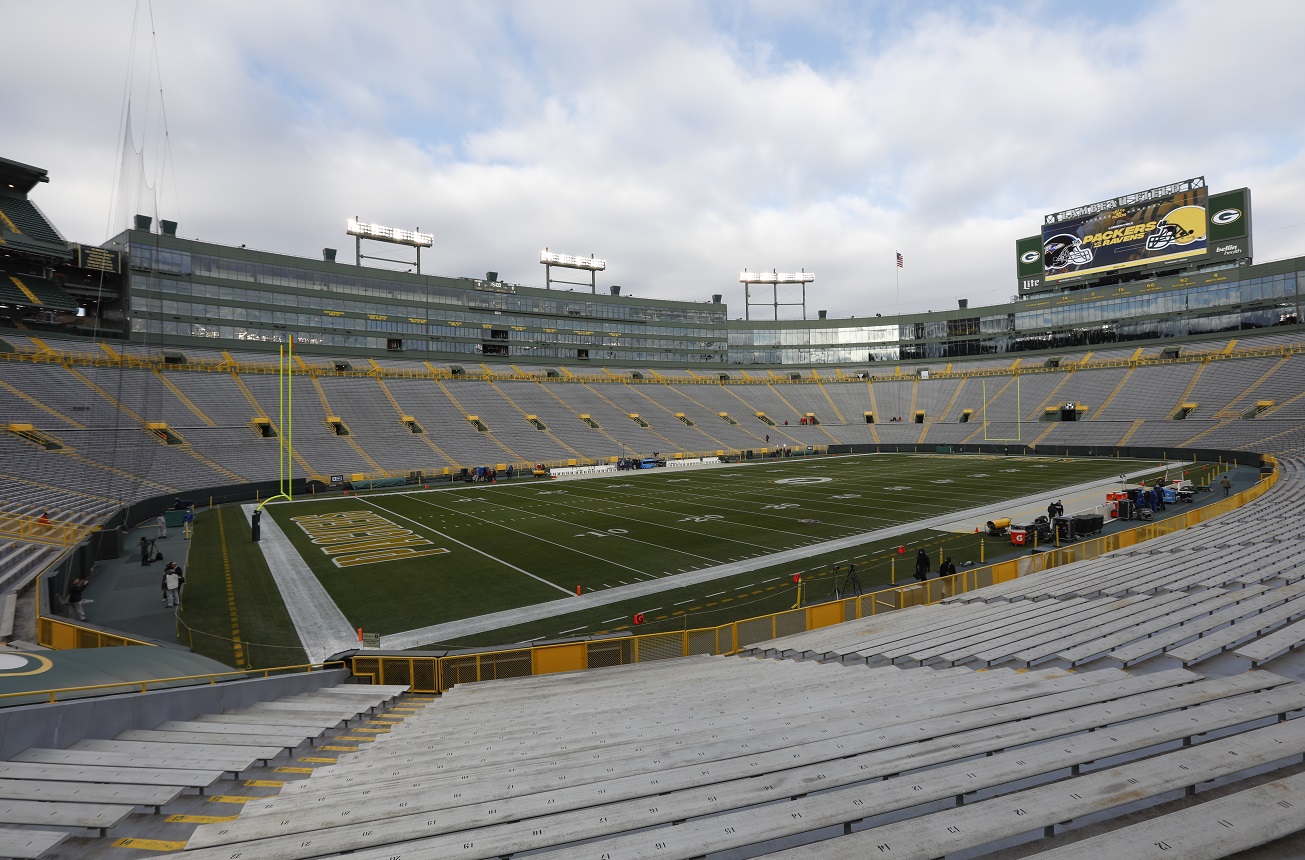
896,252,904,268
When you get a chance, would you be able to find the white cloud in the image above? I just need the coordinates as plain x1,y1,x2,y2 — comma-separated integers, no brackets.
9,0,1305,320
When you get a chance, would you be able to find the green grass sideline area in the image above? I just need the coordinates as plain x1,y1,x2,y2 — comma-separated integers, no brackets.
177,453,1206,660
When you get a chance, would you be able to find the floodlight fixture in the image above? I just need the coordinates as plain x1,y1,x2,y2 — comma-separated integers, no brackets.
348,217,433,274
540,250,606,271
738,269,815,284
739,268,814,321
540,248,607,292
346,219,434,248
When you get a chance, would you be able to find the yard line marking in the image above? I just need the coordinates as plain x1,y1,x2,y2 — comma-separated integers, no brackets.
356,498,577,596
425,488,735,566
602,617,624,623
705,591,725,597
673,598,695,605
558,626,586,634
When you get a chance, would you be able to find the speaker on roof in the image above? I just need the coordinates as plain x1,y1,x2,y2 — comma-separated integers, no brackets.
159,219,178,236
486,271,498,282
133,215,153,231
323,248,337,262
610,285,621,296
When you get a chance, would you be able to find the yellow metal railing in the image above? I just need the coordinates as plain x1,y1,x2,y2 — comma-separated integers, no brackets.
349,463,1277,693
0,661,345,706
0,512,91,547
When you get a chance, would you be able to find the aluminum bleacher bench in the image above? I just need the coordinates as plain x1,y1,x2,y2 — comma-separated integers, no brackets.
707,716,1305,860
211,665,1211,845
190,713,344,730
973,592,1179,667
1107,583,1305,668
9,748,261,777
0,778,181,814
831,601,1055,664
1011,588,1233,667
1025,769,1305,859
176,669,1281,858
1057,586,1271,667
1233,615,1305,667
869,599,1095,666
0,761,224,793
931,598,1116,667
496,686,1305,860
0,827,66,859
149,719,328,744
70,739,283,767
1165,592,1305,667
0,798,135,837
115,729,309,754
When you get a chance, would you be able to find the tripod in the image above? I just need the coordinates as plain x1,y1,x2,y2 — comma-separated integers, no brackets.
830,565,863,600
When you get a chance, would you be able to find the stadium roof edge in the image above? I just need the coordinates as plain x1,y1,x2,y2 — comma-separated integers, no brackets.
0,155,50,195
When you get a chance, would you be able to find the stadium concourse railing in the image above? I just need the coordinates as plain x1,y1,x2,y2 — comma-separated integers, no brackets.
349,458,1279,694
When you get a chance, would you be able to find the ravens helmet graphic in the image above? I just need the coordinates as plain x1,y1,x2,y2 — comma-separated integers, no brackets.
1043,234,1094,270
1144,205,1207,251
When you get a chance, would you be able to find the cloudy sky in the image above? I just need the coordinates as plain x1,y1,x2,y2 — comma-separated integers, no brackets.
7,1,1305,318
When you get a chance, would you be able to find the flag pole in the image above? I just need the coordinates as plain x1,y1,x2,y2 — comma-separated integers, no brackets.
895,251,901,317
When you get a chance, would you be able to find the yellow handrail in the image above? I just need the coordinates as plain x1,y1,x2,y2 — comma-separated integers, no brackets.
0,512,92,547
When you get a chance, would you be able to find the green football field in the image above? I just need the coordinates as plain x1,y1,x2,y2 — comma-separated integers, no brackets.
239,452,1186,649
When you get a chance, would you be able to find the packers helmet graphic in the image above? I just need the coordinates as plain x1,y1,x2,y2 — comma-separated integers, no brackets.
1043,234,1094,270
1144,205,1207,251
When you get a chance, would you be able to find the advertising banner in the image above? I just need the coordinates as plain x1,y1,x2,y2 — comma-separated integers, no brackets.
1042,178,1208,283
1015,235,1043,294
1206,187,1252,262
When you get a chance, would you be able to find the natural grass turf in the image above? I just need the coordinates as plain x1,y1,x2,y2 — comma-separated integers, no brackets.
431,526,997,648
180,505,308,669
259,453,1167,637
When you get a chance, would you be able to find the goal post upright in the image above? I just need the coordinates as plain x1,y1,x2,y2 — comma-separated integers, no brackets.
982,375,1024,443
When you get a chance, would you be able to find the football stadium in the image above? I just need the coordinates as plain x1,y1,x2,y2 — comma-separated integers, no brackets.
3,154,1305,857
4,13,1305,856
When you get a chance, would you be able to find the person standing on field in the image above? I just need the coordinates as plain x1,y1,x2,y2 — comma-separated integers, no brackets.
1221,475,1232,497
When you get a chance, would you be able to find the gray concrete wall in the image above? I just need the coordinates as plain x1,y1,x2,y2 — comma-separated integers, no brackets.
0,667,350,760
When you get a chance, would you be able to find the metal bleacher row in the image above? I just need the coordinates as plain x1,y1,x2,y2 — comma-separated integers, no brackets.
0,683,412,859
77,647,1305,859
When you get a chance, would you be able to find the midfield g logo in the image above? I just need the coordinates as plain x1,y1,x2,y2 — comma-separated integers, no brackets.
1144,205,1207,251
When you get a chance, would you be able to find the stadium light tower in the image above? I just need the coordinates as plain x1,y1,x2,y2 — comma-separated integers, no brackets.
540,249,607,293
347,218,435,274
739,269,814,320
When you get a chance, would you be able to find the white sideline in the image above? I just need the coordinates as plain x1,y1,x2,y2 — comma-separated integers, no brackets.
243,504,357,663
